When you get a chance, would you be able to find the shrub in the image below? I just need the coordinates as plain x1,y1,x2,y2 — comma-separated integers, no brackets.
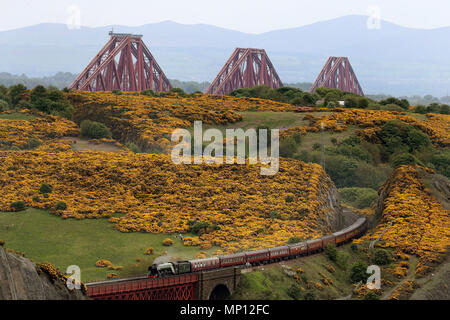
292,133,302,144
371,249,392,265
350,261,369,283
279,137,297,158
269,210,281,219
40,183,53,194
125,142,142,153
0,240,5,247
285,194,294,203
170,88,186,95
380,104,404,112
96,259,112,267
350,243,359,252
391,153,421,168
141,89,155,96
162,238,174,246
288,236,303,244
32,196,40,202
312,142,321,151
0,99,9,112
378,121,430,155
325,244,337,262
286,284,302,300
190,221,210,234
10,201,26,211
80,120,112,139
440,104,450,114
304,291,316,300
336,251,350,269
414,105,427,114
55,201,67,211
28,138,42,149
112,90,123,95
364,290,381,300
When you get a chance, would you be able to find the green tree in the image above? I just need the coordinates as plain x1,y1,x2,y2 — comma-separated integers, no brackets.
80,120,112,139
9,84,27,105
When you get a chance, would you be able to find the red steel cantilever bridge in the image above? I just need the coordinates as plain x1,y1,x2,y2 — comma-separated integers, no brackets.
205,48,283,95
310,56,364,96
86,267,240,300
87,274,198,300
69,32,171,92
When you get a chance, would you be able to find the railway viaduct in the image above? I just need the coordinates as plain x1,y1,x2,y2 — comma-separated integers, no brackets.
86,266,242,300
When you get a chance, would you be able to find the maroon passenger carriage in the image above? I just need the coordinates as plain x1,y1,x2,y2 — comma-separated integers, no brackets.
148,218,368,278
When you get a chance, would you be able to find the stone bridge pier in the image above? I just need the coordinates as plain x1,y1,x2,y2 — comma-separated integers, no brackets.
195,267,241,300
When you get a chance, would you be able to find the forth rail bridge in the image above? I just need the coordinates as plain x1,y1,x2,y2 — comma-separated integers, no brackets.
70,32,364,96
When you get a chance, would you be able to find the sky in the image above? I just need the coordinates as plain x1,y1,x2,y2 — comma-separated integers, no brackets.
0,0,449,33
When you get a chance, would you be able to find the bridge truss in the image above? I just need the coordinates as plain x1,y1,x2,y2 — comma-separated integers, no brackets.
310,56,364,96
69,32,171,92
87,274,197,300
206,48,283,95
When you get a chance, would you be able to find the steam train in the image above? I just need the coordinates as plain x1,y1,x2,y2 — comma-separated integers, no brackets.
148,217,367,278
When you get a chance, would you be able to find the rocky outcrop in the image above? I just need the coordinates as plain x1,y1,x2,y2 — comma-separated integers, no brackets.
316,173,346,231
0,247,87,300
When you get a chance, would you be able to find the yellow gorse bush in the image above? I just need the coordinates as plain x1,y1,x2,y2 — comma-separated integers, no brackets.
282,109,449,147
358,165,450,276
0,151,337,253
66,91,328,152
0,114,79,149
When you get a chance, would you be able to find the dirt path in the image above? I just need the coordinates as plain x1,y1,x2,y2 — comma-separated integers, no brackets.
62,137,122,152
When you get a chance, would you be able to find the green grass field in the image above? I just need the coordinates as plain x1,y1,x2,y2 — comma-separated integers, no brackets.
0,112,35,121
0,208,217,282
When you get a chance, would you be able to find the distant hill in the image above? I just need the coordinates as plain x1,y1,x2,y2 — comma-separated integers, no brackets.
0,15,449,96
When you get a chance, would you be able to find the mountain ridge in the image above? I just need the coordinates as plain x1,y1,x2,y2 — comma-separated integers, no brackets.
0,15,449,96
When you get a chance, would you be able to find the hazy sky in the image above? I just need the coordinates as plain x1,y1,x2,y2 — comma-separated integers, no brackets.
1,0,449,33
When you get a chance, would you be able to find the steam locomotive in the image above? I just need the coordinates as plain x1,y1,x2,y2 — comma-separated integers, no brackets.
148,217,367,278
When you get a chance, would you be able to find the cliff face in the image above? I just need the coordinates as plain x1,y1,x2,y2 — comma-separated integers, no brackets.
316,171,345,232
0,247,87,300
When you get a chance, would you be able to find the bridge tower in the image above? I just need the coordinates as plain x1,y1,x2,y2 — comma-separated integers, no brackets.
310,57,364,96
69,32,171,92
206,48,283,95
